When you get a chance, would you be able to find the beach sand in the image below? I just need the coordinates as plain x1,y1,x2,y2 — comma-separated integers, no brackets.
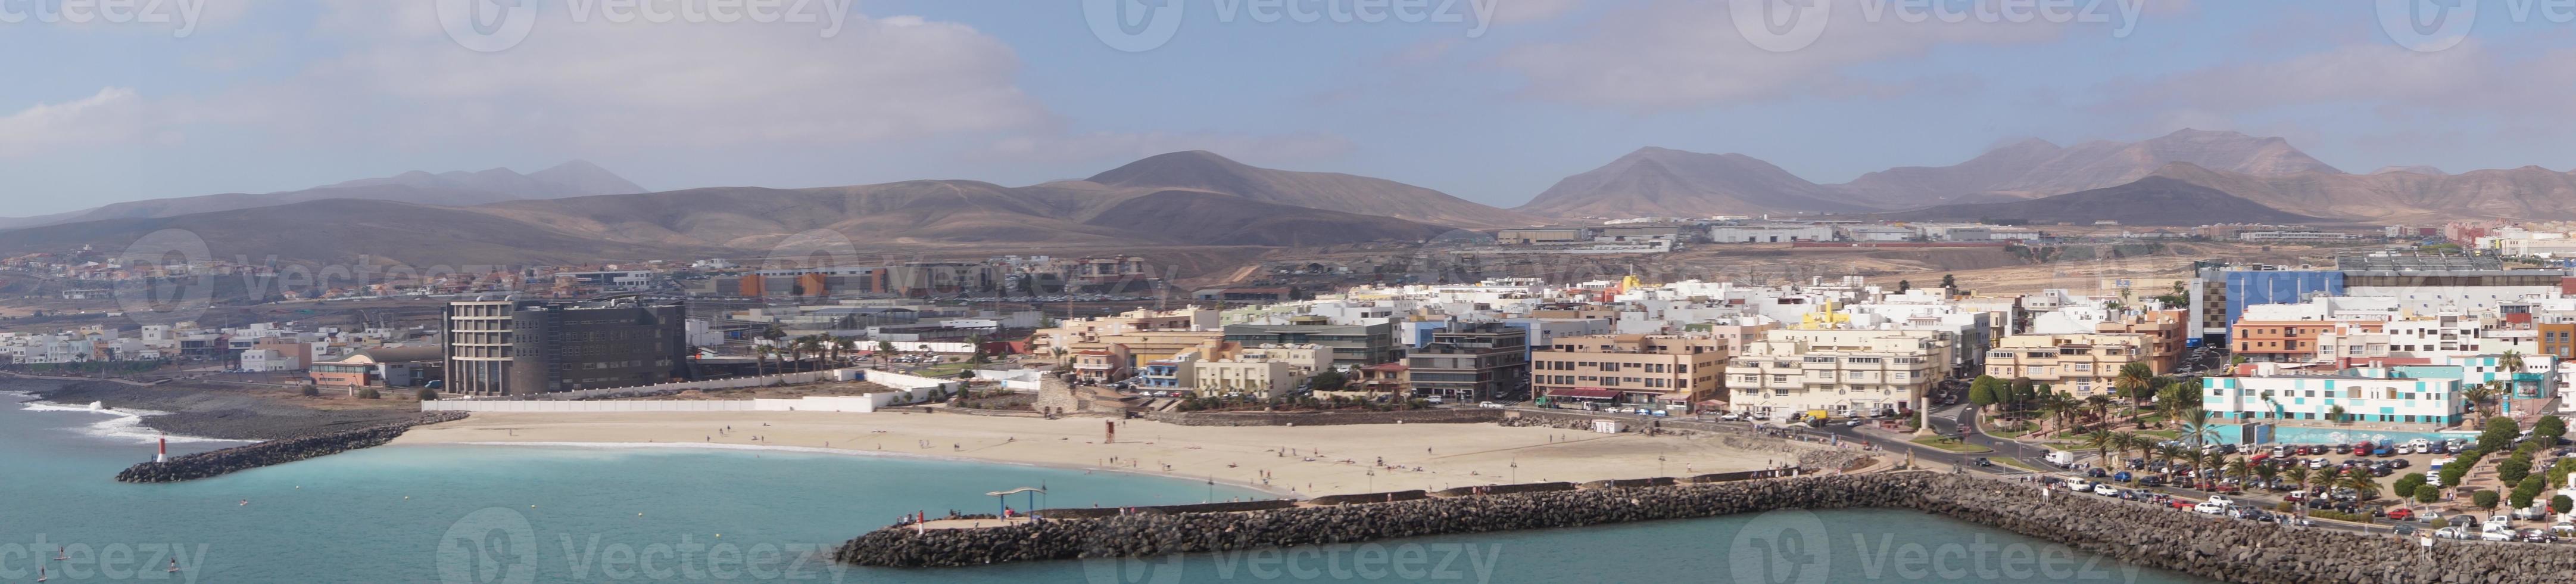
394,411,1795,498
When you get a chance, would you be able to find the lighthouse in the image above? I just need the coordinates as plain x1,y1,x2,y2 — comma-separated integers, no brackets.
155,436,167,463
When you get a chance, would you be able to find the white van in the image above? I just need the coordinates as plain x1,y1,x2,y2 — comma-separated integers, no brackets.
2193,502,2228,514
2516,505,2550,521
2045,451,2079,467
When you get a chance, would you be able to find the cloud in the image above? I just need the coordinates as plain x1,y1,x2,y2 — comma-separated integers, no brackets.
1496,0,2104,110
211,1,1052,151
0,88,171,157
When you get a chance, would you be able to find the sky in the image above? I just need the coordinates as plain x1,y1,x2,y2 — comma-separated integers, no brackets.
5,0,2574,214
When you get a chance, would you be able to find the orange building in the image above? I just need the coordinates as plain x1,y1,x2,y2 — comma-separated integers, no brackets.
2229,319,2384,363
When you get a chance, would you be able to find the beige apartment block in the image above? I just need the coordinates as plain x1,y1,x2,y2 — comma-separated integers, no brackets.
1982,333,2151,397
1530,334,1730,407
1725,331,1943,418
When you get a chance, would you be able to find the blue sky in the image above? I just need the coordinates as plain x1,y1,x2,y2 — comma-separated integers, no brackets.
5,0,2574,214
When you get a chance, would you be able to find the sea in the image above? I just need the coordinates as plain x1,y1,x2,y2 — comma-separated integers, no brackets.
0,389,2216,583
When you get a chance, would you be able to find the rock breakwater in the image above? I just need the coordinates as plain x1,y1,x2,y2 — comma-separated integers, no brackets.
114,412,468,483
834,473,2576,583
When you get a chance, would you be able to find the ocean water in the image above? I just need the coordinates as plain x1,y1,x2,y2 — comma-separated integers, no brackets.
0,391,2215,583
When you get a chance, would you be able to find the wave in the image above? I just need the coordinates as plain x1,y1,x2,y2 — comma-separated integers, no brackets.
16,399,251,445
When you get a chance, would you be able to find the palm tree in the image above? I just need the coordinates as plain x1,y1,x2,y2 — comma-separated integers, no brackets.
2225,456,2252,484
2259,389,2278,421
2464,382,2503,423
2113,363,2155,406
2284,465,2311,492
2081,393,2122,429
2179,417,2220,450
2326,404,2349,425
754,345,776,376
2085,430,2119,465
2254,461,2279,486
2501,349,2527,374
2157,445,2188,476
2338,473,2381,501
2111,431,2141,464
2309,465,2342,494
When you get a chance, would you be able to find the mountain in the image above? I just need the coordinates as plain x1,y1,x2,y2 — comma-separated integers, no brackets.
2148,162,2576,223
1880,176,2324,226
327,160,647,198
1523,129,2347,218
1517,147,1870,218
0,161,647,231
1078,151,1539,228
0,199,694,266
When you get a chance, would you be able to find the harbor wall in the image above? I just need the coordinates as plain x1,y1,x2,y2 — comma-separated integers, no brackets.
114,412,469,483
833,473,2576,583
1143,408,1506,427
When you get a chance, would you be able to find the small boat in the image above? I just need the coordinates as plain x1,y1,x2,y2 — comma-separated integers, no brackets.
36,566,46,582
167,558,180,573
86,401,104,411
52,546,65,561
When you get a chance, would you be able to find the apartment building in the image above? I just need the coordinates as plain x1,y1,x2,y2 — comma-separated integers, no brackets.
2203,364,2467,428
2230,319,2385,363
1724,331,1945,418
1402,322,1530,402
1189,345,1329,399
1222,319,1399,368
1982,333,2153,397
1530,334,1730,409
443,297,687,396
2096,309,2188,373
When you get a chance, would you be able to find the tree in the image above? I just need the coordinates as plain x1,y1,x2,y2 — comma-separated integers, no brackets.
2325,404,2347,425
1939,274,1957,291
2537,415,2567,442
2556,495,2574,515
300,384,321,397
2338,473,2381,501
2465,382,2505,424
417,387,439,401
2112,363,2155,406
1967,375,2002,411
2500,457,2534,485
2481,417,2523,453
1309,368,1349,394
2512,475,2546,510
2394,473,2427,498
2473,490,2500,509
760,323,787,342
2415,484,2441,504
1896,280,1911,294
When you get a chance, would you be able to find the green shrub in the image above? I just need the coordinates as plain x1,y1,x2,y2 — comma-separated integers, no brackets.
2473,490,2500,509
357,388,381,400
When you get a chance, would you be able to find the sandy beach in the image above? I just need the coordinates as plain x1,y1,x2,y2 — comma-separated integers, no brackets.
395,411,1800,498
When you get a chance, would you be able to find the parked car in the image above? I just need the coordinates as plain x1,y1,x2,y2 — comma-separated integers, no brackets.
2434,526,2472,540
2207,495,2235,507
2387,508,2415,521
2193,502,2228,514
2481,530,2516,542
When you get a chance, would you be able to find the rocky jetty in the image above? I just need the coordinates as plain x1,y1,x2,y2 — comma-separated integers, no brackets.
114,412,467,483
834,473,2576,583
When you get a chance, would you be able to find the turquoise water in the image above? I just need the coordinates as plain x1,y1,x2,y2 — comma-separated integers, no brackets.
1,391,2213,583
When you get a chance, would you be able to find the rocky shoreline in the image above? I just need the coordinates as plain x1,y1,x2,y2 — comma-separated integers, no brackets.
114,412,469,483
834,472,2576,583
19,378,418,440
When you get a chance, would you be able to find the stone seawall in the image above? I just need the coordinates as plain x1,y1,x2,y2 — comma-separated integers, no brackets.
833,473,2576,583
1144,408,1506,427
113,412,468,483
